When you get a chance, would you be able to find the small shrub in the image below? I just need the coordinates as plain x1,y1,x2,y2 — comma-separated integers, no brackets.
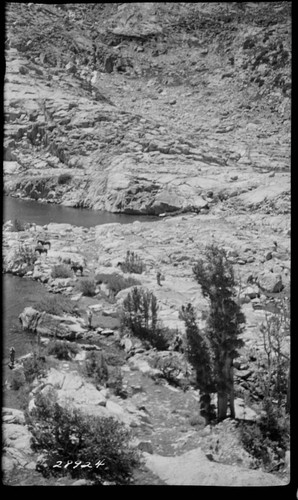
57,173,72,185
46,340,80,360
95,272,141,297
78,278,96,297
26,388,140,484
14,243,37,266
51,264,73,279
104,351,125,367
107,366,126,397
160,327,179,348
239,399,290,471
84,351,109,386
121,287,169,350
35,295,78,316
12,218,26,232
154,356,182,386
10,367,26,390
189,414,206,427
119,250,145,274
22,352,47,384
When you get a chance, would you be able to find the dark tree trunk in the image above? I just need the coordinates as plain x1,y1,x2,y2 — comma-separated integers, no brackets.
217,392,228,420
200,393,214,425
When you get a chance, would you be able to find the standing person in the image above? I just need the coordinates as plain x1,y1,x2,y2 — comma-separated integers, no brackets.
9,347,15,369
87,308,93,330
156,271,162,286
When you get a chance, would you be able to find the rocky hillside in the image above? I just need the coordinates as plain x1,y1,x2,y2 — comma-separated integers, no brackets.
4,2,291,214
3,2,291,488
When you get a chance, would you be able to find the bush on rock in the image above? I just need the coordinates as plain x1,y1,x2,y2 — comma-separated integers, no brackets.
26,388,140,484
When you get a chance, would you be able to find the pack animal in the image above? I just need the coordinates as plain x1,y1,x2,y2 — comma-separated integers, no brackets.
35,245,48,255
37,240,51,249
71,264,84,275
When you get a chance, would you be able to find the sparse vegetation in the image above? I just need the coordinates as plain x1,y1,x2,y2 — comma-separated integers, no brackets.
95,272,141,298
13,243,37,267
83,350,109,386
22,351,47,384
26,388,140,484
119,250,145,274
10,367,26,390
106,366,126,397
239,298,290,472
35,295,79,316
121,287,169,350
77,278,96,297
154,355,183,387
46,340,80,360
51,263,73,279
239,400,290,472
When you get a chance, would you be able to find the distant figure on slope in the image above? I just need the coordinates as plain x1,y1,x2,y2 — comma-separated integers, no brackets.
9,347,15,369
87,308,93,330
156,271,162,286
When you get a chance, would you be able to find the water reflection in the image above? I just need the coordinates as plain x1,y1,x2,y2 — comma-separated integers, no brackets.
3,196,157,228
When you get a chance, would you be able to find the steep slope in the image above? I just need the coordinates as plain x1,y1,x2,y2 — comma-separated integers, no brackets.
4,2,291,215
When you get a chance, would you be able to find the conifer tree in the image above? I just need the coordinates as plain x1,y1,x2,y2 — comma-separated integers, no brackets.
181,245,245,421
179,303,216,423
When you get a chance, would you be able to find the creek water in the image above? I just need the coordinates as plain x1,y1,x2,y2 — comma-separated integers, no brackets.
2,196,157,364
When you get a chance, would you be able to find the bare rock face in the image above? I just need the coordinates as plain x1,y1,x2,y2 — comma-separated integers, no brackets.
4,4,290,216
2,408,35,475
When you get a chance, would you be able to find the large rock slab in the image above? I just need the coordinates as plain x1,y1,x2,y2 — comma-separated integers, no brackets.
19,306,86,339
143,447,286,486
36,368,141,428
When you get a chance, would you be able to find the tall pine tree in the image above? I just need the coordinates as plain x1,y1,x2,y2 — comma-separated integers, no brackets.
182,245,245,421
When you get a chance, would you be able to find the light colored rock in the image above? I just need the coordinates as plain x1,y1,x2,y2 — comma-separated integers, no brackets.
2,407,26,425
19,307,86,339
233,398,257,421
257,272,283,293
143,447,285,486
3,422,32,452
128,355,162,377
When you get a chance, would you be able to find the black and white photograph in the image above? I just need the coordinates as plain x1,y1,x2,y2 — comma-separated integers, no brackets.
2,1,291,488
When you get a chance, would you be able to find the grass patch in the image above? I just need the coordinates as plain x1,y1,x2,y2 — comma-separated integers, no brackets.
35,295,79,316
